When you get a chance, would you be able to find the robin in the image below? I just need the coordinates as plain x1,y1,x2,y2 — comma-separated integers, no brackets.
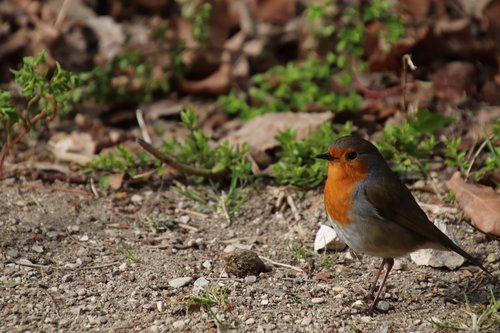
316,135,492,315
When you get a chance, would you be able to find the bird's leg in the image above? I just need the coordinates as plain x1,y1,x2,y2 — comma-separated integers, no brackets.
366,259,385,300
367,258,394,315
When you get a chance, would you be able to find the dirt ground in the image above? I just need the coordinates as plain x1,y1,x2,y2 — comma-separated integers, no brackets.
1,180,498,333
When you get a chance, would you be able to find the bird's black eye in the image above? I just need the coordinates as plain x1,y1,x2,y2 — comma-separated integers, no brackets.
346,151,358,160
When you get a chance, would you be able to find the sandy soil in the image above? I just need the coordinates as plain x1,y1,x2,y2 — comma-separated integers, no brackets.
1,180,498,332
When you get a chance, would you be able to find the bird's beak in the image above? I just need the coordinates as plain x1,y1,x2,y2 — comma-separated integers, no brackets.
315,153,336,161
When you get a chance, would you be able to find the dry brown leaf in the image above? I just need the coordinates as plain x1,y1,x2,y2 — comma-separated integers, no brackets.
48,132,96,165
85,16,124,60
179,63,232,95
429,62,476,104
109,174,124,190
445,172,500,236
400,0,432,18
226,111,333,167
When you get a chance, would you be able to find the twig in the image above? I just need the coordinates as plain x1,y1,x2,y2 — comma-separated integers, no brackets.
275,190,286,209
260,256,304,273
136,138,227,180
411,156,444,202
401,54,417,113
177,208,209,219
136,109,152,144
40,286,60,316
177,222,200,232
54,0,72,29
286,194,301,221
465,136,491,182
79,262,120,270
21,183,91,196
89,178,99,198
219,191,232,226
65,232,100,250
30,194,46,214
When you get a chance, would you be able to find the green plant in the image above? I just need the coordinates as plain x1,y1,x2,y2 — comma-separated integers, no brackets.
0,51,79,175
219,53,362,120
115,241,138,263
429,290,499,332
375,110,451,175
288,242,314,261
220,1,403,121
84,144,152,186
272,121,353,187
444,137,470,175
182,286,231,331
83,50,171,104
317,250,338,272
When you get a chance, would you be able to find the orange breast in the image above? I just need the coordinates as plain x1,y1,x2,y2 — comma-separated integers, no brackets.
324,156,368,227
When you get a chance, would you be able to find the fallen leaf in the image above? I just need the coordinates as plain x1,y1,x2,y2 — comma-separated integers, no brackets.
429,62,476,104
109,173,124,190
315,271,332,282
85,16,124,60
179,63,232,95
225,111,333,167
445,172,500,236
48,132,96,165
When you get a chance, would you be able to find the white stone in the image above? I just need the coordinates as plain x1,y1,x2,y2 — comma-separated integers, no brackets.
311,297,325,304
32,245,44,253
244,275,257,283
131,194,143,204
194,277,209,287
314,225,347,252
172,320,185,330
202,260,212,269
168,277,193,288
156,300,164,312
260,299,269,305
410,219,465,269
351,300,365,309
376,300,390,311
245,318,255,325
178,215,190,223
301,317,312,326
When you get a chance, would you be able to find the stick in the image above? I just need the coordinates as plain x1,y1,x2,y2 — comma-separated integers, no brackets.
136,109,152,144
136,138,227,180
260,256,304,273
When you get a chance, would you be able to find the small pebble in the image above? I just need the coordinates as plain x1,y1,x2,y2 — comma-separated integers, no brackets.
32,245,44,253
244,275,257,284
156,300,164,312
301,317,312,326
351,300,365,309
79,235,89,242
360,316,372,323
131,194,143,204
245,318,255,325
261,299,269,305
168,277,193,288
172,320,185,330
194,277,209,288
311,297,325,304
178,215,190,223
61,274,73,283
119,262,128,271
377,300,390,311
202,260,212,269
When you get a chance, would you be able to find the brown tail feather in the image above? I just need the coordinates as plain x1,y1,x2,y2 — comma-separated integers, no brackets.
447,242,494,278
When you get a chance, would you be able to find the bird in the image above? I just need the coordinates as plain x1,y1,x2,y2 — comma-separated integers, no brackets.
316,135,492,315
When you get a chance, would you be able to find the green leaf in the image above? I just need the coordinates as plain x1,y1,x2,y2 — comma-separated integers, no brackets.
408,110,453,133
